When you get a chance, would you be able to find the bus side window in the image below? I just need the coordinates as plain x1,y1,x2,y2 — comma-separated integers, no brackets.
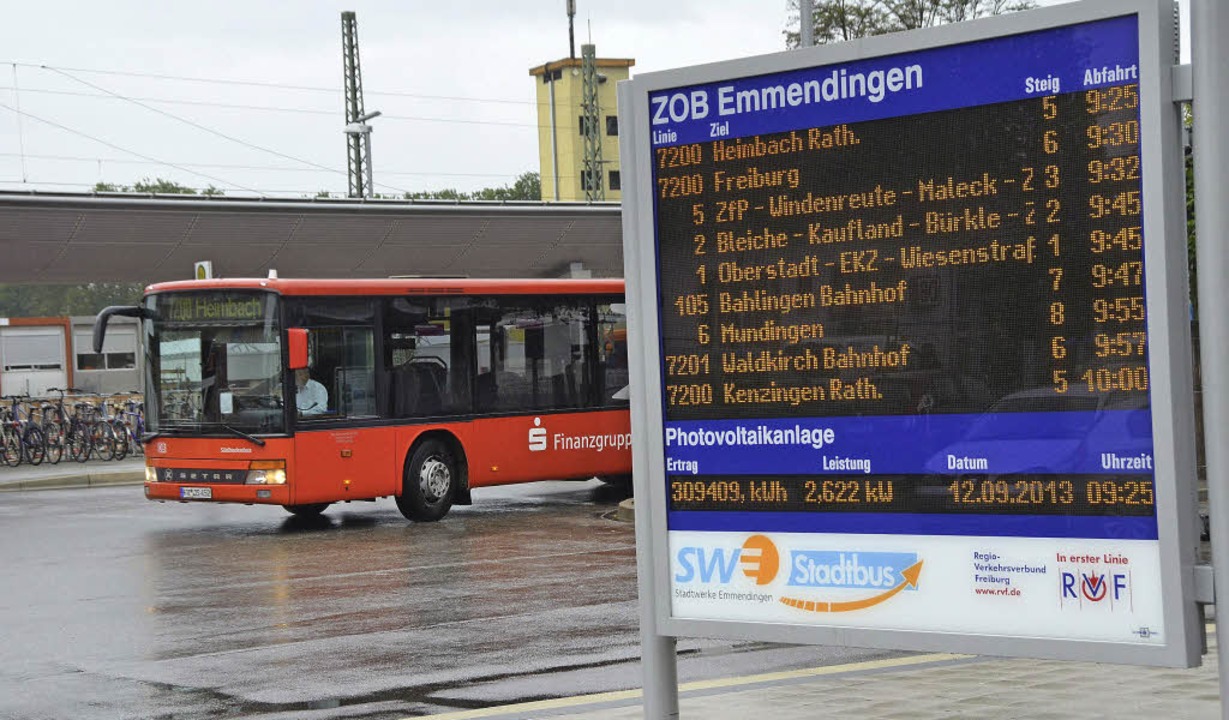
283,297,377,421
475,298,593,412
383,297,473,418
596,301,628,407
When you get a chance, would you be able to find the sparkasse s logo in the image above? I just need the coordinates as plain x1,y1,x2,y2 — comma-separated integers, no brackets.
528,417,547,452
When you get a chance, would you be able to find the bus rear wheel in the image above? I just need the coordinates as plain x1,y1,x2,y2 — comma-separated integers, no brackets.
283,503,330,517
396,439,456,522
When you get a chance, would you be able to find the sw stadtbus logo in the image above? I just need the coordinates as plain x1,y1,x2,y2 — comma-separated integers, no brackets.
675,534,923,613
528,417,547,452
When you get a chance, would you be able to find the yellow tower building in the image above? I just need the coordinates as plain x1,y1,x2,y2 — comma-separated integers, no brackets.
529,53,634,202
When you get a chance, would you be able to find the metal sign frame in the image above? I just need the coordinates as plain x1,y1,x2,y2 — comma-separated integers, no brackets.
619,0,1200,668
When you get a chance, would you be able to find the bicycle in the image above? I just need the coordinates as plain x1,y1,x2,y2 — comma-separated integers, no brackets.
0,401,19,467
98,395,131,461
116,394,146,457
64,391,95,463
1,395,46,466
38,389,69,465
74,398,117,462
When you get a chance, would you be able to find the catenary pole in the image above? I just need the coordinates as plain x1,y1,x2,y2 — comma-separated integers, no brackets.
1191,1,1229,717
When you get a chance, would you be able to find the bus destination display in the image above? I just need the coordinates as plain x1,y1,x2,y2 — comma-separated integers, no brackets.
646,14,1175,643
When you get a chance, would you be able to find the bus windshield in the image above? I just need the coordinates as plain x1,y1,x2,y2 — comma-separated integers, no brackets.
144,291,285,435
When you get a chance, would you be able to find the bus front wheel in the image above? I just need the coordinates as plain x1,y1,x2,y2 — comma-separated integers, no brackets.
396,439,456,522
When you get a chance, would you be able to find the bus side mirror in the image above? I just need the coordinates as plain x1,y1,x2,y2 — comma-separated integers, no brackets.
288,328,309,370
94,305,155,353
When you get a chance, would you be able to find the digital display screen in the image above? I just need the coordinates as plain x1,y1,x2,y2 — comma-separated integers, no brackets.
650,16,1154,540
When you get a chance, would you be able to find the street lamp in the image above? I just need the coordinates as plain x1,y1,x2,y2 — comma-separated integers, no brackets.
344,110,382,198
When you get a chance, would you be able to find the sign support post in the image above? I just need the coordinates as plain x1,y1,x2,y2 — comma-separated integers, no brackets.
621,80,682,718
637,506,680,720
1191,1,1229,716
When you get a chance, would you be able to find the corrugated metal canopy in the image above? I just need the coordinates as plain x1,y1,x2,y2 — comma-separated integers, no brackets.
0,192,625,283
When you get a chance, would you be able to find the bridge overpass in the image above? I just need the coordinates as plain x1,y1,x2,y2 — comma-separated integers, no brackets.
0,192,624,283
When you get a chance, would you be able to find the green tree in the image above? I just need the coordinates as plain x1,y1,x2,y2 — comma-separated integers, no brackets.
93,177,224,195
0,282,145,318
509,171,542,201
402,171,541,201
786,0,1036,47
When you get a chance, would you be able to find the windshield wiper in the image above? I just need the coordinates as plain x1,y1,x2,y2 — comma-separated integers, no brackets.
219,424,267,447
149,421,268,446
154,424,196,436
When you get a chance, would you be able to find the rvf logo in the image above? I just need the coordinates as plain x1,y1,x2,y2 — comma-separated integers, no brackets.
1060,570,1131,609
675,535,780,585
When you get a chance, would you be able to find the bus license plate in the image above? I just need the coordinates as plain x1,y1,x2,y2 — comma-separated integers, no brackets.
180,487,212,500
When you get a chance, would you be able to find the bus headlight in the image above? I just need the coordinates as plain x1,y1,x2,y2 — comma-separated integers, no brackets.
246,460,287,485
145,466,157,483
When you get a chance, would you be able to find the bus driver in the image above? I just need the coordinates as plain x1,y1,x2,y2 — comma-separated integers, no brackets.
295,368,328,416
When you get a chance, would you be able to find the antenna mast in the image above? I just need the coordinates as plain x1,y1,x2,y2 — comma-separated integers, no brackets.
567,0,576,59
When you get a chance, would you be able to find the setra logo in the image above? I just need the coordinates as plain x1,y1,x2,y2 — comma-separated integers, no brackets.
528,417,548,452
675,535,780,585
156,442,167,454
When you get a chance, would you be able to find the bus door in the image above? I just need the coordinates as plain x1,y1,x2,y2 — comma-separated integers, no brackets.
289,318,396,504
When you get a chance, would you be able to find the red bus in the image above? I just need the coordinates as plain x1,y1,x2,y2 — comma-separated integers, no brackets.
94,278,631,521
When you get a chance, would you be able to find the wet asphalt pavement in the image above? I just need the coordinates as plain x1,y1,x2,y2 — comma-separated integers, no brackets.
0,480,903,719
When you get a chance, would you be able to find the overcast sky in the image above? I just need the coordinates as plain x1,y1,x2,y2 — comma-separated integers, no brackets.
0,0,1192,198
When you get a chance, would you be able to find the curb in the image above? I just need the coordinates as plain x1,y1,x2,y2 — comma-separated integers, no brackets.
0,470,145,492
617,498,635,523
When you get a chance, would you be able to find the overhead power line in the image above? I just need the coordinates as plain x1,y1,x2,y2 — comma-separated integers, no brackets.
0,63,552,196
5,61,542,107
0,99,259,193
41,66,407,196
0,85,541,128
0,152,523,179
10,64,28,182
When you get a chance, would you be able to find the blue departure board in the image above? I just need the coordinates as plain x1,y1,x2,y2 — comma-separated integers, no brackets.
650,16,1156,541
